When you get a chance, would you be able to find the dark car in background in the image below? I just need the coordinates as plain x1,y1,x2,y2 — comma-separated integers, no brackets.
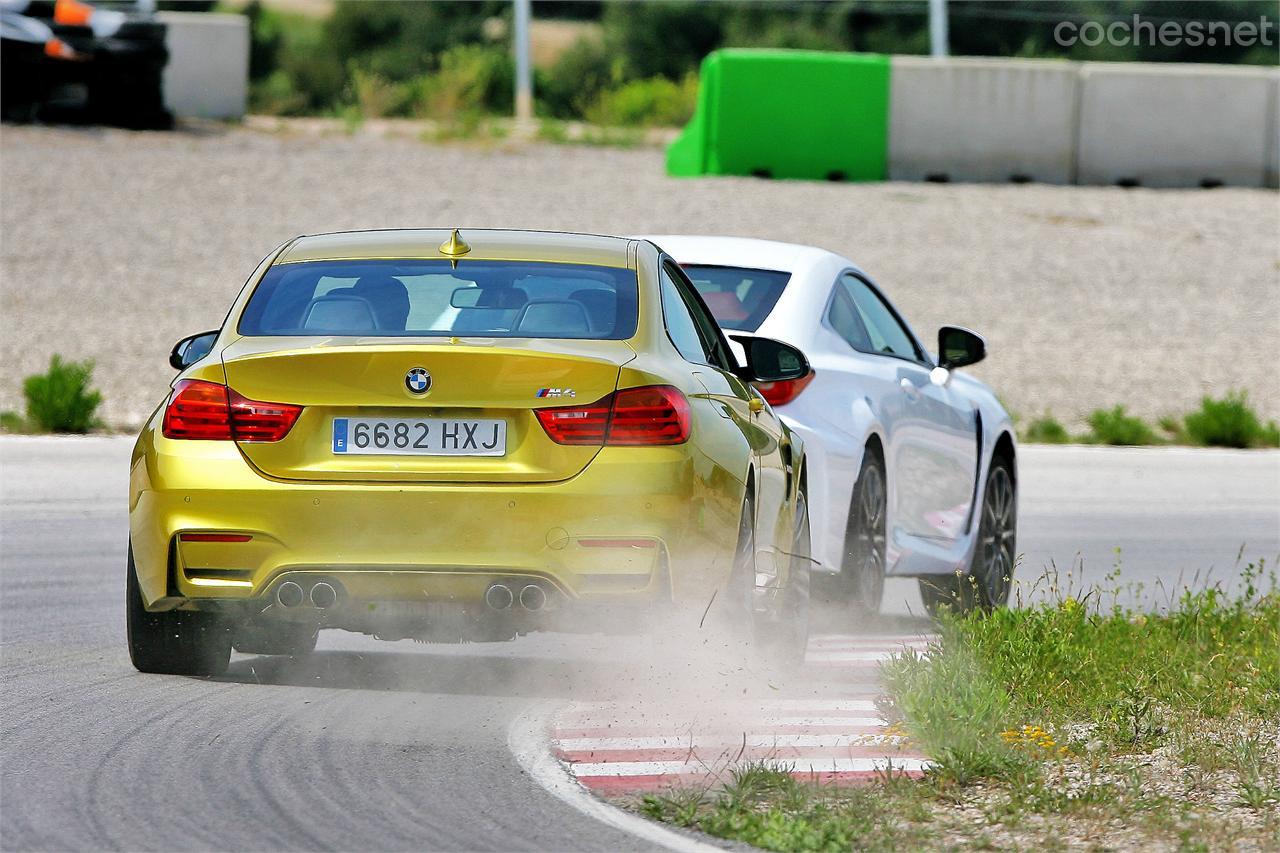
1,0,171,128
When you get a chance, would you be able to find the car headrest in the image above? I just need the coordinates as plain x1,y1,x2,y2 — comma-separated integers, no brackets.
302,295,378,331
353,275,410,330
513,300,590,336
570,288,617,334
700,291,749,322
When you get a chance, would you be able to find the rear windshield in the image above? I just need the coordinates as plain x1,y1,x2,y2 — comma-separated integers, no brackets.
238,259,639,340
681,266,790,332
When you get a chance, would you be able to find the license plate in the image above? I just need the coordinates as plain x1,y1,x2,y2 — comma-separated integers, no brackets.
332,418,506,456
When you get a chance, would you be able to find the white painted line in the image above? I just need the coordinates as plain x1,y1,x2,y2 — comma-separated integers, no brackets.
557,733,907,750
561,697,880,715
805,651,897,663
555,715,888,730
569,757,931,777
758,699,880,711
508,700,725,853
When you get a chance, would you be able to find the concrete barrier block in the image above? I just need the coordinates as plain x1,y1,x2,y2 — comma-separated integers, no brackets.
889,56,1079,184
156,12,248,120
1078,62,1272,188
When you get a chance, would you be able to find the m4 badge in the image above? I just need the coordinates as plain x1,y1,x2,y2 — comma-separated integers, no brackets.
536,388,576,399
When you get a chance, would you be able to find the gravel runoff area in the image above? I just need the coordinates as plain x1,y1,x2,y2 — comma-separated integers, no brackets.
2,122,1277,428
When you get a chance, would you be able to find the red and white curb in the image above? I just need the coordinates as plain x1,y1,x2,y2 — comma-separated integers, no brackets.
549,634,935,794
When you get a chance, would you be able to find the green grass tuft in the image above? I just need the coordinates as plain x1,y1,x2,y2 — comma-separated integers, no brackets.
1182,391,1280,448
1084,405,1159,446
21,355,104,433
1022,413,1070,444
642,764,937,852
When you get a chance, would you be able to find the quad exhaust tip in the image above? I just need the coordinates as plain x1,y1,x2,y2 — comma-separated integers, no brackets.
276,581,304,608
310,582,337,609
519,584,547,612
485,583,514,610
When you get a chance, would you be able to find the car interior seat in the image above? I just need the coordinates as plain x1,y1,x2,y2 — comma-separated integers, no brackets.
353,275,411,331
301,294,378,331
699,291,749,324
569,288,617,335
513,300,590,337
453,286,528,333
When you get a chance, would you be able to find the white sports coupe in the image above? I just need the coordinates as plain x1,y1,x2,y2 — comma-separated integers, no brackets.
648,236,1017,615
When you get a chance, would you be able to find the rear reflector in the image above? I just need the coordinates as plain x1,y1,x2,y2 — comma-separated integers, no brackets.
753,371,815,407
163,379,302,442
179,533,254,543
536,385,690,446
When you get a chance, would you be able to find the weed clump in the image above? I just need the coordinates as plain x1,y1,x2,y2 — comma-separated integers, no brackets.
1022,413,1070,444
9,355,104,433
1085,405,1158,446
1182,391,1280,448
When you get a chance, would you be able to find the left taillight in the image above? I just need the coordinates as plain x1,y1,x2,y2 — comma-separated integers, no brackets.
162,379,302,442
753,371,815,407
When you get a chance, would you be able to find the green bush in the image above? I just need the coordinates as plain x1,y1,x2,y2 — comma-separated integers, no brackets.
603,1,726,81
1085,405,1158,446
537,36,617,120
1182,391,1280,448
1022,413,1070,444
585,75,699,127
415,44,514,120
22,355,103,433
323,1,503,83
248,10,343,114
250,69,309,116
349,67,415,118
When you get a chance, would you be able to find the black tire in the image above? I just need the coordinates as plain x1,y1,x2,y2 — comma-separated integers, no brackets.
126,545,231,676
760,488,812,666
722,490,811,668
842,447,887,615
233,621,319,657
918,456,1017,616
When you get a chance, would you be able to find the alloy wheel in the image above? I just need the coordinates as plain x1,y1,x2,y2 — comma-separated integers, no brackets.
977,463,1016,607
850,458,886,612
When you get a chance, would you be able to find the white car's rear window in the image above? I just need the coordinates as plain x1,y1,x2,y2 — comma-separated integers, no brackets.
681,265,790,332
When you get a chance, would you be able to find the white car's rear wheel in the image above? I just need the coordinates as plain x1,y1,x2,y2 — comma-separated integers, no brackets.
843,449,886,615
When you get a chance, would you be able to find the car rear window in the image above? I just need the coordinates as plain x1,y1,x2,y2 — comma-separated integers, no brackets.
238,259,639,340
680,265,790,332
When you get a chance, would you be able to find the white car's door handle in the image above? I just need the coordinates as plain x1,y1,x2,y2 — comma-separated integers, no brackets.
900,377,921,399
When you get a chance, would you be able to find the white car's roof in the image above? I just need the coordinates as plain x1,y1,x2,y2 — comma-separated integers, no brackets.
642,235,851,275
641,235,864,346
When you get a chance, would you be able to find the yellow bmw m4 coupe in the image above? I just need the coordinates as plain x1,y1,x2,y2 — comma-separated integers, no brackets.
128,229,813,675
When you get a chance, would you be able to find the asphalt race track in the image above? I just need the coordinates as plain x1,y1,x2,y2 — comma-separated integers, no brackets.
2,437,1277,851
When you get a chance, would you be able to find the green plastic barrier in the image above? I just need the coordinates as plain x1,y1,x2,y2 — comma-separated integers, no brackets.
667,49,890,181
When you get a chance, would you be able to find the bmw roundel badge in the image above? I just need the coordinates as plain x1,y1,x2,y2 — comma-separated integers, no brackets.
405,367,432,394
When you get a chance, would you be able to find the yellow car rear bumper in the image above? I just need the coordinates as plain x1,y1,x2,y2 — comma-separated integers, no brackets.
129,427,744,613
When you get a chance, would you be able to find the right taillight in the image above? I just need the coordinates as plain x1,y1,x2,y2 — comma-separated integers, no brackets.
162,379,301,442
536,385,690,446
753,371,815,407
